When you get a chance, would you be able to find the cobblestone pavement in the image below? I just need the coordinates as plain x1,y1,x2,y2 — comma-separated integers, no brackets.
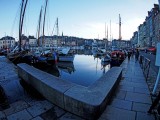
0,56,156,120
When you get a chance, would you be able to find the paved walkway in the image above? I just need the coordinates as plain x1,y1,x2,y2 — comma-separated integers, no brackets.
0,56,156,120
99,57,155,120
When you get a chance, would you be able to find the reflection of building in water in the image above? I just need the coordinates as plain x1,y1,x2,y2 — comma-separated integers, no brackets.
57,62,75,74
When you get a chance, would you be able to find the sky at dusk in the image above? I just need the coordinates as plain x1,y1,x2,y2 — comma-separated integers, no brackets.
0,0,159,41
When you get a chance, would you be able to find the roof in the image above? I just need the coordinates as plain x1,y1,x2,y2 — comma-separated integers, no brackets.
0,36,15,40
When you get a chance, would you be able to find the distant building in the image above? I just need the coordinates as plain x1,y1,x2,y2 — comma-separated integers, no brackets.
153,7,160,46
145,4,159,47
112,39,131,49
138,22,146,47
39,36,61,49
20,35,29,49
131,4,159,48
0,36,15,49
28,36,37,47
130,31,138,48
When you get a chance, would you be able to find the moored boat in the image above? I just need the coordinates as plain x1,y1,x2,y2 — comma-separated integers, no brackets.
101,54,111,62
57,47,75,62
110,50,125,66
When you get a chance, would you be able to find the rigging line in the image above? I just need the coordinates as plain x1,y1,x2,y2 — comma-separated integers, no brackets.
10,3,21,37
51,20,57,36
42,0,48,46
46,0,50,36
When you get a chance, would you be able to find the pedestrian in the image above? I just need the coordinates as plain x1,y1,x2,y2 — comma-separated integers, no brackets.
116,52,119,58
135,49,139,62
128,51,131,61
131,49,134,57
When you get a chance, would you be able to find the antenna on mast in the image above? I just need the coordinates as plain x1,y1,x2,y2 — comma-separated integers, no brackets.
56,17,59,36
105,22,106,39
56,17,59,47
119,14,122,40
107,25,108,40
110,20,112,41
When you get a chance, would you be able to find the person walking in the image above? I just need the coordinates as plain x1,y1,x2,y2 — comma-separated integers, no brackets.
135,49,139,62
128,51,131,61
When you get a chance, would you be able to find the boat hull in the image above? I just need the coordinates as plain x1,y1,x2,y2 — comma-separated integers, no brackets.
58,55,75,62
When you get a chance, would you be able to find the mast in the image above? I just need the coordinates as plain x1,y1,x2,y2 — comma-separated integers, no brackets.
110,20,112,41
56,18,59,37
105,23,106,39
119,14,122,40
42,0,48,48
56,17,59,47
107,25,108,40
37,7,43,46
19,0,28,51
105,23,107,49
19,0,24,51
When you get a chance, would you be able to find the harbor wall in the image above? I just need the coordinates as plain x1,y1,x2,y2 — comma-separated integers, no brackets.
17,63,122,120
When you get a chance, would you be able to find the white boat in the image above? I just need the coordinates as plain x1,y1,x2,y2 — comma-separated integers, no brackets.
58,47,75,62
101,54,111,62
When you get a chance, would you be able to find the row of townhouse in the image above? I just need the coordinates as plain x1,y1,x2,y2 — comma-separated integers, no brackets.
0,35,97,50
112,39,131,49
130,4,160,48
1,34,120,50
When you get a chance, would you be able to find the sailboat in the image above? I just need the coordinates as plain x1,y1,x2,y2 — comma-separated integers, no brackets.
50,18,75,62
110,14,125,66
7,0,29,65
31,0,53,69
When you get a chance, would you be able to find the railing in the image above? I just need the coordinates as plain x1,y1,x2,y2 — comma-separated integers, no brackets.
139,55,151,80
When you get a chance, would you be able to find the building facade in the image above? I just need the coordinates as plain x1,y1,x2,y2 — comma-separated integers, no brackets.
130,31,138,48
112,39,131,49
131,4,159,48
0,36,15,49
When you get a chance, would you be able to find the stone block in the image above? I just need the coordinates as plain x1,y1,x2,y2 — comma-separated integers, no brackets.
7,109,32,120
4,100,28,116
110,98,132,110
99,106,136,120
27,100,53,117
18,63,75,109
17,63,122,120
64,67,122,119
132,102,151,113
125,92,152,104
136,112,155,120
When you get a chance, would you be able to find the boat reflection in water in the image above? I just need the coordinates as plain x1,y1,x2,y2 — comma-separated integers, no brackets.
45,53,110,87
57,62,75,74
42,65,60,77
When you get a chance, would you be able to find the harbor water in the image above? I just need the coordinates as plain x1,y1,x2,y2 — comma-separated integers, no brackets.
45,54,110,87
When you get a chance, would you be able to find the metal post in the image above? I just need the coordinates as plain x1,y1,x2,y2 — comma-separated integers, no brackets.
152,67,160,95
